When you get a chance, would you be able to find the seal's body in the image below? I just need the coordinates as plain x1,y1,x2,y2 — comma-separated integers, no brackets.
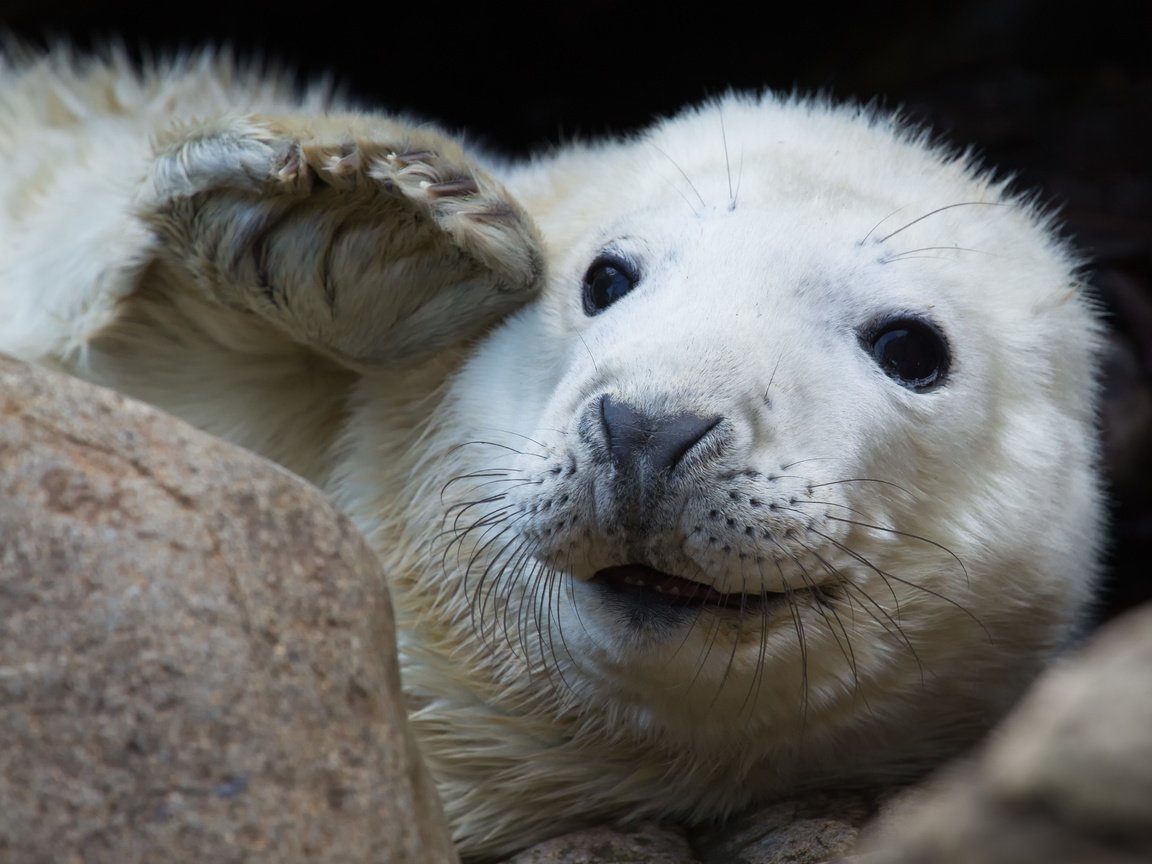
0,47,1105,860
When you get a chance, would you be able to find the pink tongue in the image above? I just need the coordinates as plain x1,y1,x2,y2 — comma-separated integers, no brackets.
594,564,724,602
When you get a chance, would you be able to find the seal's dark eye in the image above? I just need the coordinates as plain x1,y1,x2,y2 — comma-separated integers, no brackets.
864,316,950,391
582,255,639,316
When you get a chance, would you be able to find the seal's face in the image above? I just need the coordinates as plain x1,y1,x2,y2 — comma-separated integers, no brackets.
438,96,1102,750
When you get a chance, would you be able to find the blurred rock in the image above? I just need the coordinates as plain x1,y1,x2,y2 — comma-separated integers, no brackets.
0,354,456,863
503,823,695,863
499,791,873,864
691,792,873,864
859,603,1152,864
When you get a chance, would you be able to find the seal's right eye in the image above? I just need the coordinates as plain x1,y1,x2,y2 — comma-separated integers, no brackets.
582,255,639,316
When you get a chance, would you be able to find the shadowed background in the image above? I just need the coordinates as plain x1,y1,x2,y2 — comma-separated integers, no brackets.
2,0,1148,624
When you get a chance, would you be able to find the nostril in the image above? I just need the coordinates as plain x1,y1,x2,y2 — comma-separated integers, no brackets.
658,412,722,472
599,394,639,467
599,394,721,474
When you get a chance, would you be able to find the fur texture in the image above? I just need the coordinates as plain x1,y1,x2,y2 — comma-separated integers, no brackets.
0,45,1105,860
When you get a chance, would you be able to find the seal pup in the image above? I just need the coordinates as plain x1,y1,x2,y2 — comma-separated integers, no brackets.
0,47,1105,860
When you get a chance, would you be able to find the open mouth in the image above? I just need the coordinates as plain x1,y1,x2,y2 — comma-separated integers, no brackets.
592,563,780,610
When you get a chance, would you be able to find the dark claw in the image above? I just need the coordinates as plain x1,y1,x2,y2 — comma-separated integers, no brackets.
462,203,515,223
426,178,480,198
391,150,437,167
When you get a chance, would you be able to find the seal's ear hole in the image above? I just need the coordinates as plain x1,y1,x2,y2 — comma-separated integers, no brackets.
582,254,640,316
862,316,950,391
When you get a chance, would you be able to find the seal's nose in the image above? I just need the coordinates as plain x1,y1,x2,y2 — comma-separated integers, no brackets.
599,394,720,476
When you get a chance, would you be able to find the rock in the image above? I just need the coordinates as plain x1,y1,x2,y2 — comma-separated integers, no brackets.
690,792,874,864
502,823,695,863
859,603,1152,864
0,355,456,863
499,792,873,864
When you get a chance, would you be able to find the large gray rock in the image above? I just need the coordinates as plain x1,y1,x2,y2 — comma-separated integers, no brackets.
859,602,1152,864
0,355,456,863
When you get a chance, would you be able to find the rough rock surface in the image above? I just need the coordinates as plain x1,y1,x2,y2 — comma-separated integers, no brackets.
859,602,1152,864
500,792,873,864
690,793,873,864
503,823,696,863
0,355,456,863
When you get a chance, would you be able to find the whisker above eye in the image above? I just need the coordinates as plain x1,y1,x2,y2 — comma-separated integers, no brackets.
649,142,707,214
872,200,1012,245
880,245,999,264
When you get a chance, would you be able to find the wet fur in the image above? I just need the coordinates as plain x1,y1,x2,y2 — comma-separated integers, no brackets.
0,45,1105,860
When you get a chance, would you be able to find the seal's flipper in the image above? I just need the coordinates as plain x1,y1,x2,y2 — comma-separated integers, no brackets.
142,113,546,368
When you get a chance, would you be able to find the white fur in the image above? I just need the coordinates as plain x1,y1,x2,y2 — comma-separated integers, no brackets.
0,47,1105,861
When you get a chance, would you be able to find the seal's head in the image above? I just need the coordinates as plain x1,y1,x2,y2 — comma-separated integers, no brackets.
415,93,1103,854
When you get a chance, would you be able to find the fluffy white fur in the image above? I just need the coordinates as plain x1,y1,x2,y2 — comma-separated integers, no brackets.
0,46,1105,860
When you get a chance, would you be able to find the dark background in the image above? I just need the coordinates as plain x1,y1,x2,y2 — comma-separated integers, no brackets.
3,0,1149,624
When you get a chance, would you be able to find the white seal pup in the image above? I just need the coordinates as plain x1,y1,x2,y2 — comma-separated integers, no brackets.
0,47,1105,860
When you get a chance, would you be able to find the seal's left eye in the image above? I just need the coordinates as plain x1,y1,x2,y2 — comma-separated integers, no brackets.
864,316,950,391
582,255,639,316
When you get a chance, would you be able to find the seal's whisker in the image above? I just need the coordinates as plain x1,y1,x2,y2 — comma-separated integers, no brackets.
859,204,910,245
736,555,779,718
778,456,834,470
687,604,727,697
809,477,915,499
493,540,540,660
805,524,903,611
777,563,811,730
710,543,751,710
525,555,562,672
516,548,563,683
875,200,1011,244
773,539,861,687
577,331,600,375
661,591,711,670
649,142,707,213
541,555,583,701
464,520,534,648
463,526,517,623
826,514,970,586
437,503,515,571
476,428,553,451
790,497,879,524
881,253,974,263
531,570,552,681
452,478,537,499
720,110,735,211
733,144,745,212
762,355,783,402
881,245,998,264
445,507,518,566
800,537,924,682
448,439,550,460
446,492,511,525
498,552,540,659
440,469,529,499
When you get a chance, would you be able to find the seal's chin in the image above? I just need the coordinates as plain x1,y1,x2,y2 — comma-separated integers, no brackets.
592,563,774,610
